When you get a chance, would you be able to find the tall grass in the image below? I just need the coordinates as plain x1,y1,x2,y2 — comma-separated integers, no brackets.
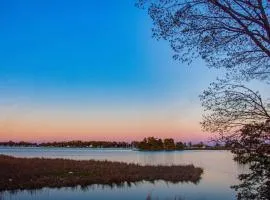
0,155,203,191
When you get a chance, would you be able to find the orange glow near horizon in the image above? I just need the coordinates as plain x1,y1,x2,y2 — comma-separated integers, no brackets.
0,103,211,143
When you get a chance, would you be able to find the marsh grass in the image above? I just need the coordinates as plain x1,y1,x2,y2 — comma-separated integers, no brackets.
0,155,203,191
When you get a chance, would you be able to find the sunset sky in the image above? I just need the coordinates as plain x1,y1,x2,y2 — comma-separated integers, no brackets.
0,0,267,143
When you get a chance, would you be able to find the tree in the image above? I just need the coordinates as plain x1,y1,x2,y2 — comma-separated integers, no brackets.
137,137,164,150
200,80,270,199
137,1,270,199
194,141,205,148
200,79,270,138
175,141,185,150
163,138,176,150
137,0,270,81
231,123,270,200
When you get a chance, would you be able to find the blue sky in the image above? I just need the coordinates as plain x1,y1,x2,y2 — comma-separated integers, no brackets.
0,0,225,142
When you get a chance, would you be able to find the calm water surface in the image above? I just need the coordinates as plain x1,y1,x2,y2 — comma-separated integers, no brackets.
0,147,247,200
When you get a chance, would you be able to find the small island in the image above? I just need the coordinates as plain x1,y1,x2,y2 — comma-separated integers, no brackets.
0,155,203,191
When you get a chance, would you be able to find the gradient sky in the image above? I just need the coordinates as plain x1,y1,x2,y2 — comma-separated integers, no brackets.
2,0,263,143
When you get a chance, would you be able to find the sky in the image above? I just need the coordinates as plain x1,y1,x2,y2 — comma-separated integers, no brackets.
0,0,240,143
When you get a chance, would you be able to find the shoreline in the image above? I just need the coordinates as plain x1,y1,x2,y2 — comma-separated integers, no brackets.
0,145,231,151
0,155,203,191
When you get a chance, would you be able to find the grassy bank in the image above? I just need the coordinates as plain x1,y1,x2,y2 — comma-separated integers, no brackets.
0,155,203,191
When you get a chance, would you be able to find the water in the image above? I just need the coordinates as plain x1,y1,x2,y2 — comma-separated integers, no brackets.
0,147,247,200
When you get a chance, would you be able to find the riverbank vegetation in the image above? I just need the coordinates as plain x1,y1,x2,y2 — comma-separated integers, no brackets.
0,155,203,191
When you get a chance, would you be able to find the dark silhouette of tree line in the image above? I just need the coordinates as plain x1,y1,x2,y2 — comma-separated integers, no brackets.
134,137,227,151
0,140,130,148
0,141,37,147
39,141,131,148
0,139,227,150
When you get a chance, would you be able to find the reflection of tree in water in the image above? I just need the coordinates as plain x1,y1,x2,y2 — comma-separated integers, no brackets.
141,152,175,166
146,192,185,200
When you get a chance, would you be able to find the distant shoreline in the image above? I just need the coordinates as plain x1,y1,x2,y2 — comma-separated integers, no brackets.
0,145,231,151
0,155,203,191
0,139,231,151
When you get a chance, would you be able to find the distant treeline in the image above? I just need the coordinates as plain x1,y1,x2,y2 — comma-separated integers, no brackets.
0,141,38,147
134,137,229,151
40,141,131,148
0,137,230,150
0,141,131,148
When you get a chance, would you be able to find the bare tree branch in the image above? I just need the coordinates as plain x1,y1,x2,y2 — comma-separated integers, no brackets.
137,0,270,81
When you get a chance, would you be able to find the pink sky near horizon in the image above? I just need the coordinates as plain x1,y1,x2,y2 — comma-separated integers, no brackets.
0,101,213,143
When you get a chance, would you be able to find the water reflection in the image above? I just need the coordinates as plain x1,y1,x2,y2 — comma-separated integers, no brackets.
146,192,186,200
140,151,177,166
0,148,248,200
0,181,201,200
